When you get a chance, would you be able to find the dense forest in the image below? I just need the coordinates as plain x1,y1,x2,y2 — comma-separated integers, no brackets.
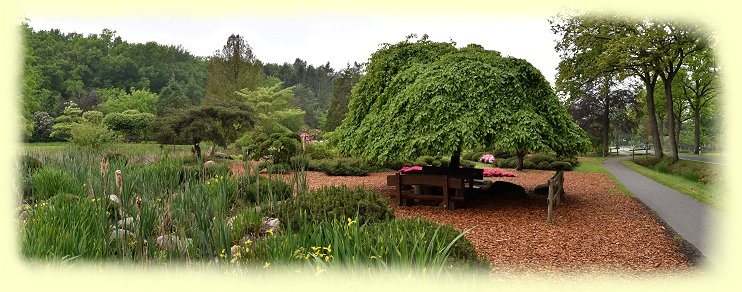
21,22,362,145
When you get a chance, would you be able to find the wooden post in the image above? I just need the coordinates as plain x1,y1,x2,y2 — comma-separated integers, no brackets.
396,173,403,206
547,178,555,224
443,175,450,210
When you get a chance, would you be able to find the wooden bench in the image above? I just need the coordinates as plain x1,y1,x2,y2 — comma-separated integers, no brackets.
386,166,484,210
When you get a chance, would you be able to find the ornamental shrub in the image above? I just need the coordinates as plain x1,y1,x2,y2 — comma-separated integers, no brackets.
275,185,393,228
69,122,119,150
239,177,292,205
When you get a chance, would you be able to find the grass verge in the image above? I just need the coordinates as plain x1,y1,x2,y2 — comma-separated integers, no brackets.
574,157,634,197
621,159,717,207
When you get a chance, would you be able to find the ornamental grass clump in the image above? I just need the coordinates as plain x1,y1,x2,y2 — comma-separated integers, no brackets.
31,167,85,200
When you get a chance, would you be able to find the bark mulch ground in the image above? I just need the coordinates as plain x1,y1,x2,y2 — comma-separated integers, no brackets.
228,162,690,275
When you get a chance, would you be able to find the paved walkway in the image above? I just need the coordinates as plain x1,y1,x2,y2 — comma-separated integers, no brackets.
603,157,720,265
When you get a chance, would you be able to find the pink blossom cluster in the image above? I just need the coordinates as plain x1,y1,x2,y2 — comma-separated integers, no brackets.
398,166,423,173
479,154,495,164
482,168,516,177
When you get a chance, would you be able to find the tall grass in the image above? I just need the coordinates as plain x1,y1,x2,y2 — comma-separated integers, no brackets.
18,146,487,274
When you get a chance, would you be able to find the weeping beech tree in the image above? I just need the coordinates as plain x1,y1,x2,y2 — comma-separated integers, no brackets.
334,36,590,170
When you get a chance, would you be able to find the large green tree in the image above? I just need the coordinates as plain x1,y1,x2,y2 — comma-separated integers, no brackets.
157,78,190,116
334,36,590,170
680,50,719,154
324,62,363,132
204,34,263,103
152,101,255,159
551,14,711,162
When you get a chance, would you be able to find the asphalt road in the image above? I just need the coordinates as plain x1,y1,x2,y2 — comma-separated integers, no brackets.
603,157,721,266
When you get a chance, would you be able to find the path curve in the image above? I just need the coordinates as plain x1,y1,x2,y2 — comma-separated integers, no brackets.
602,157,721,266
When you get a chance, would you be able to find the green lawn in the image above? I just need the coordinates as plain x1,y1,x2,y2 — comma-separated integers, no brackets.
23,142,192,156
621,159,718,207
574,157,633,196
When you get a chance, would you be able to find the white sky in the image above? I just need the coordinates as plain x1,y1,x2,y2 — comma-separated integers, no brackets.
23,14,561,85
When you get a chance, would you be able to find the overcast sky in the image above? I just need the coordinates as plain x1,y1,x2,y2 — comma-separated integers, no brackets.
23,14,562,85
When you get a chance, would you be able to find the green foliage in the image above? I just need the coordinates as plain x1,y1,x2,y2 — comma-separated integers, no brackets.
239,177,293,205
157,78,191,116
50,102,83,139
276,185,393,228
69,122,119,151
30,111,57,142
22,194,108,259
103,110,156,141
236,82,306,134
324,62,363,132
236,132,301,164
152,100,255,156
21,155,43,175
204,34,264,102
308,158,371,176
82,110,104,124
366,218,488,269
633,156,716,184
97,88,159,114
334,36,590,163
31,167,85,200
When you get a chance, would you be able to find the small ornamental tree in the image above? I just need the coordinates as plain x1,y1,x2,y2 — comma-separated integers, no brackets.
334,36,590,170
152,100,255,159
50,102,83,140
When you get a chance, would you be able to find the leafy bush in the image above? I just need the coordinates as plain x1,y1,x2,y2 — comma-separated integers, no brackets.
305,142,337,160
82,110,104,124
496,157,518,169
266,163,289,174
309,158,371,176
69,122,119,150
229,208,263,243
31,167,85,200
238,132,301,164
550,161,573,171
103,110,156,142
104,152,128,166
276,185,393,228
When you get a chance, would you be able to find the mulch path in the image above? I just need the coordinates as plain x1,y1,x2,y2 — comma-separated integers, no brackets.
228,161,690,274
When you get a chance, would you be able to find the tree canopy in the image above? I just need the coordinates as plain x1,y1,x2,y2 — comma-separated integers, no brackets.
152,100,255,159
334,36,590,167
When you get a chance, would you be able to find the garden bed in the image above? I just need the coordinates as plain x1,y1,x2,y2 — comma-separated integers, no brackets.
229,160,691,274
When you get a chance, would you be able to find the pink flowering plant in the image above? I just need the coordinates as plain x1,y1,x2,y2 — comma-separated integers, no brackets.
482,168,515,177
479,154,495,164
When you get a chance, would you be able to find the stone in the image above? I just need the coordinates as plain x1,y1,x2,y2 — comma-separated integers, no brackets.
109,194,121,205
117,217,135,230
204,160,216,167
156,235,192,251
239,234,257,247
489,181,527,199
254,205,261,214
260,217,280,235
110,228,135,241
19,210,28,221
533,183,549,196
214,152,228,159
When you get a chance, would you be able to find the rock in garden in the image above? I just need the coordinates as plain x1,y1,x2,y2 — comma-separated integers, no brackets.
214,151,228,159
533,184,549,196
489,181,527,199
117,217,135,230
239,234,257,247
110,228,135,241
19,210,28,221
254,205,261,214
260,217,280,235
109,194,121,205
156,235,192,251
204,160,216,167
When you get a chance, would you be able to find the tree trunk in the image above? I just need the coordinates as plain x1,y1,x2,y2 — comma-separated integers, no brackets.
644,76,663,159
602,91,610,157
694,110,702,154
516,152,525,171
193,141,202,161
450,149,461,169
663,76,679,163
